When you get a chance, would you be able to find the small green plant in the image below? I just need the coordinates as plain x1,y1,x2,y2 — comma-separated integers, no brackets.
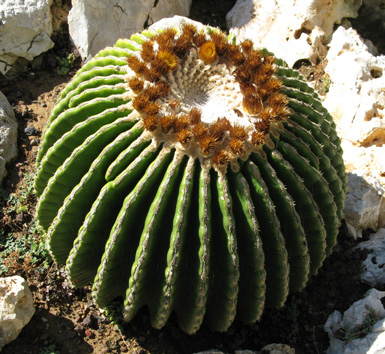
336,305,382,343
39,344,60,354
1,172,35,215
1,171,52,275
56,53,75,76
323,75,331,93
0,229,51,275
104,300,124,327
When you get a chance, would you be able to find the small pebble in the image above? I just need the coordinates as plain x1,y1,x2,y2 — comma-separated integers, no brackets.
82,315,92,327
24,126,39,136
85,328,94,338
40,333,49,340
30,138,40,146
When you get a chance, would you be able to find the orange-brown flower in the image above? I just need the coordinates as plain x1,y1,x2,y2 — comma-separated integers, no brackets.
199,41,217,64
157,51,178,71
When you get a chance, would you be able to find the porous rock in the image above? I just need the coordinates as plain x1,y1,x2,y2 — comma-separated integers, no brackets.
358,228,385,287
226,0,362,67
0,0,54,75
321,25,385,236
259,344,296,354
0,276,35,351
323,26,385,183
68,0,192,60
0,91,18,185
323,26,385,146
343,172,385,238
324,288,385,354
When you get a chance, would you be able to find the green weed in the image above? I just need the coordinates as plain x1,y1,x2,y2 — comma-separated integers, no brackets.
1,172,35,215
1,171,52,276
336,305,382,343
57,53,75,76
0,228,51,276
323,76,331,93
39,344,60,354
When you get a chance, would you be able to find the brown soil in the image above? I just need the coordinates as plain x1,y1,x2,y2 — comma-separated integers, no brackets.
0,1,380,353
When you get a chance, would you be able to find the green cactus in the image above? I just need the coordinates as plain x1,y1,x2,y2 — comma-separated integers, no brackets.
35,20,346,333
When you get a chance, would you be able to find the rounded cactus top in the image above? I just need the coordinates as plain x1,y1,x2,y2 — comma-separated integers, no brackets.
124,24,290,173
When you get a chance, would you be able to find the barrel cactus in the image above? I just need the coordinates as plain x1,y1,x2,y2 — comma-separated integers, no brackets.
35,18,345,333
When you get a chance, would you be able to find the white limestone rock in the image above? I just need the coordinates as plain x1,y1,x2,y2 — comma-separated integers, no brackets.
358,228,385,287
226,0,362,67
323,26,385,188
148,0,191,27
68,0,192,60
324,288,385,354
320,26,385,237
323,26,385,140
343,172,385,238
0,91,18,185
259,344,296,354
0,0,54,75
0,276,35,350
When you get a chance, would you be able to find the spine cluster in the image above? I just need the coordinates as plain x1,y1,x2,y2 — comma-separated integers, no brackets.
126,24,291,168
